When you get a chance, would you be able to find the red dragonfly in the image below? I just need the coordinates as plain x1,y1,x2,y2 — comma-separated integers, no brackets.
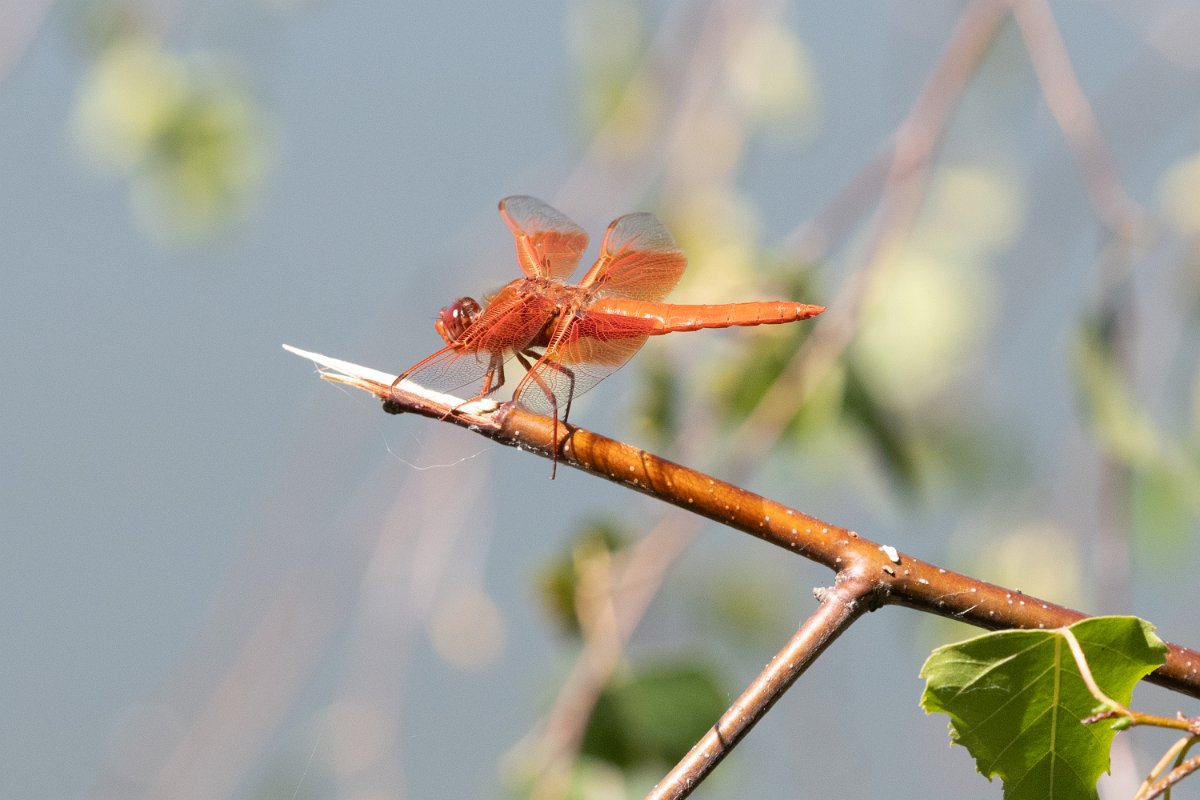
393,196,823,464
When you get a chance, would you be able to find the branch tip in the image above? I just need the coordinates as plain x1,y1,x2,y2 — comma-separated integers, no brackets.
281,343,499,415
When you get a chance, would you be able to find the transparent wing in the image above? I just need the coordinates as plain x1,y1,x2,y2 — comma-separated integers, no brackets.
498,196,590,280
513,311,658,416
575,212,687,302
395,342,501,398
398,287,555,398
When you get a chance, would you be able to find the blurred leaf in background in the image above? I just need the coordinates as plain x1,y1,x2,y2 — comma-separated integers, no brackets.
709,264,825,424
688,563,796,652
71,6,272,245
633,348,683,450
978,520,1084,610
726,16,822,143
580,660,727,771
568,0,656,159
1072,313,1200,553
840,361,920,496
1159,149,1200,238
854,164,1013,413
536,518,630,637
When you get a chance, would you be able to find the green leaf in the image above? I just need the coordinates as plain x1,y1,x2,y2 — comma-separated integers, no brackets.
582,661,727,770
919,617,1167,800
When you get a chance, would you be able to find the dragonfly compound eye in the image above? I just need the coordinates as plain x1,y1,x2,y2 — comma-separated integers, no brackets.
434,297,483,342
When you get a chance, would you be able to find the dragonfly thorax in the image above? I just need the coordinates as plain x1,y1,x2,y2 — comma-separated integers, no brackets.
435,296,482,343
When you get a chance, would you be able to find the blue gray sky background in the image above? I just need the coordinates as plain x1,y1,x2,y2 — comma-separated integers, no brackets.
3,1,1199,798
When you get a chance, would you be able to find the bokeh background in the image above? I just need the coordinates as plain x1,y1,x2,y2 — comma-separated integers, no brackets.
3,1,1199,798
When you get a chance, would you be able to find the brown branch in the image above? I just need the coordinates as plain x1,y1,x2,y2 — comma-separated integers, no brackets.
291,340,1200,799
285,344,1200,700
1140,749,1200,800
646,575,872,800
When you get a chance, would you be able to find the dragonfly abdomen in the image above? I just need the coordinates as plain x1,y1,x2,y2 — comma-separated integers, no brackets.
592,299,825,333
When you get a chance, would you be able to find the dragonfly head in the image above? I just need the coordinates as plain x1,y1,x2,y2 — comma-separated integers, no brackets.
434,296,482,343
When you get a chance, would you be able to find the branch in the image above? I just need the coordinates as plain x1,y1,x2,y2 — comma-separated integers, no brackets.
517,515,699,800
284,343,1200,703
646,576,871,800
1011,0,1145,237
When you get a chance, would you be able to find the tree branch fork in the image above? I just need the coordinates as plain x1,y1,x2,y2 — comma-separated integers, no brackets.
286,344,1200,795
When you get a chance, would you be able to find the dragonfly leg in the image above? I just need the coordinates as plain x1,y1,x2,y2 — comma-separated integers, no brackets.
514,349,574,417
442,353,508,420
519,356,577,423
479,354,507,397
556,364,578,423
389,367,411,393
514,349,564,479
513,350,535,383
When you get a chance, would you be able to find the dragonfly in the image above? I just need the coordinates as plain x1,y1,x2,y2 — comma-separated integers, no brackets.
392,196,824,473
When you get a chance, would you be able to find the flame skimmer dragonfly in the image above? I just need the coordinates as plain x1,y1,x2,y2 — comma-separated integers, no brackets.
392,196,824,469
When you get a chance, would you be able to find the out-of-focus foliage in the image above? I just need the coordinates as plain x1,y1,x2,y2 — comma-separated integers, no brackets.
568,0,656,157
841,363,920,494
726,18,822,142
580,660,727,771
70,6,271,245
709,268,823,422
1072,314,1200,550
1072,313,1161,467
633,349,682,448
691,564,796,651
1159,150,1200,236
974,521,1083,609
854,164,1017,411
852,245,994,413
532,757,633,800
535,518,629,637
666,193,765,303
428,586,507,670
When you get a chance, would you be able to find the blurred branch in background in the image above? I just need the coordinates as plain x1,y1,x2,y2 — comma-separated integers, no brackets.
1012,0,1145,238
511,515,699,800
0,0,54,83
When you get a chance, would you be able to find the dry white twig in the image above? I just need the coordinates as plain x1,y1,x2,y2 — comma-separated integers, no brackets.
282,344,500,416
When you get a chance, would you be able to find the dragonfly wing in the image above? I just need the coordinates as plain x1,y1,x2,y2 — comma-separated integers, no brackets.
576,212,687,302
499,196,590,280
401,287,556,399
458,283,554,351
397,343,504,398
514,311,658,416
